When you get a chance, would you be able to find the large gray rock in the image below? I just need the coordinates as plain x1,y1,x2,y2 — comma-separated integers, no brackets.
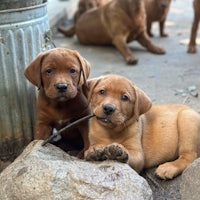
180,158,200,200
0,140,153,200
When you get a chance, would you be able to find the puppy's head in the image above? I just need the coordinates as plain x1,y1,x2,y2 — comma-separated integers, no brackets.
87,74,152,128
156,0,171,10
24,48,90,101
78,0,98,14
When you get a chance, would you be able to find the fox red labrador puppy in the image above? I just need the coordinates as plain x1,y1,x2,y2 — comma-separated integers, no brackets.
85,74,200,179
188,0,200,53
145,0,172,37
24,48,91,157
58,0,110,37
60,0,165,65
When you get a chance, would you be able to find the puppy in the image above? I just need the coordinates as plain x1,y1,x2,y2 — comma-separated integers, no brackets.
145,0,171,37
24,48,91,157
58,0,110,37
84,74,200,179
188,0,200,53
60,0,165,65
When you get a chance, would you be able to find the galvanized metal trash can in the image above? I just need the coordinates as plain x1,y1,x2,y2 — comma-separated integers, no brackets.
0,1,52,169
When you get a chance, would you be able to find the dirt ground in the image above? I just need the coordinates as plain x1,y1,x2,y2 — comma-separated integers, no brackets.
53,0,200,112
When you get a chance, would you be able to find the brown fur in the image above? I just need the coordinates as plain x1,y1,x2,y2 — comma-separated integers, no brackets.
58,0,110,37
24,48,91,157
85,74,200,179
145,0,171,37
188,0,200,53
60,0,165,65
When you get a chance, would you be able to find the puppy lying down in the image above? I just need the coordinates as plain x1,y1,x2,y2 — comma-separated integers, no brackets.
85,74,200,179
60,0,165,65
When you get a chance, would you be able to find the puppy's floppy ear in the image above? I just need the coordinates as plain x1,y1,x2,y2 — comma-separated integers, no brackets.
74,50,91,86
134,86,152,120
85,77,101,102
24,51,47,88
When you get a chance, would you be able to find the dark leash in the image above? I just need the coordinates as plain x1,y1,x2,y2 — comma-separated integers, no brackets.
42,113,95,146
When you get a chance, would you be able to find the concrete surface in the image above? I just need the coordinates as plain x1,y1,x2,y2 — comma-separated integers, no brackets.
50,0,200,112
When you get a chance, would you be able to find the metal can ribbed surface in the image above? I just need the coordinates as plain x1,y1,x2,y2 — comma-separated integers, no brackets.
0,3,52,164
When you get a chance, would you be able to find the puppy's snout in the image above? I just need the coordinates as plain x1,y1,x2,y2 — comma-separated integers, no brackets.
55,83,68,93
103,104,115,115
161,3,167,9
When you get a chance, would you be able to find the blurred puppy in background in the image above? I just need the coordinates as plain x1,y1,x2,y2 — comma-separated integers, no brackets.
58,0,110,37
145,0,172,37
59,0,165,65
188,0,200,53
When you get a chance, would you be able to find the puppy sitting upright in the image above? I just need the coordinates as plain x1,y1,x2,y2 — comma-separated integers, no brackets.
24,48,91,157
85,74,200,179
145,0,171,37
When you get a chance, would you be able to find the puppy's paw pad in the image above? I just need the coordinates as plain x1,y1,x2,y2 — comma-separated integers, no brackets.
104,144,128,163
85,146,107,161
155,163,179,180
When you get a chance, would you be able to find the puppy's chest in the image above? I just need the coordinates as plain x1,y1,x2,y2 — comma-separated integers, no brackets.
54,115,76,130
52,107,86,129
56,119,71,129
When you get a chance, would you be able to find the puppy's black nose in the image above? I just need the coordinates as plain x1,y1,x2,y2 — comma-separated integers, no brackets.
55,83,68,92
161,3,167,9
103,104,115,115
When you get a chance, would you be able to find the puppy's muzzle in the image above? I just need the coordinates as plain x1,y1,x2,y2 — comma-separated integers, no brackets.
55,83,68,93
103,104,115,115
161,3,167,9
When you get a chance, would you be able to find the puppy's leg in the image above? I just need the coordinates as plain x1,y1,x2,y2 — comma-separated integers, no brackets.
159,19,168,37
137,32,166,54
156,109,200,179
112,35,138,65
34,122,52,140
78,121,90,159
146,21,154,37
58,26,76,37
187,4,200,53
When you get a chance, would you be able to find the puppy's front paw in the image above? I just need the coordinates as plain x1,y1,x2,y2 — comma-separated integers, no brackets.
150,46,166,54
161,33,168,37
85,145,107,161
155,162,179,180
126,56,138,65
187,45,197,53
104,143,129,163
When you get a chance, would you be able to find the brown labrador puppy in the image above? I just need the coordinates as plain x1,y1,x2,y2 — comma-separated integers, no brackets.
58,0,110,37
85,74,200,179
24,48,91,157
145,0,171,37
188,0,200,53
60,0,165,65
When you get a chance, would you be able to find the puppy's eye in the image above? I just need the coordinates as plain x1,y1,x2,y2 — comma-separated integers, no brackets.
45,69,53,75
98,89,106,95
121,95,129,101
69,69,76,74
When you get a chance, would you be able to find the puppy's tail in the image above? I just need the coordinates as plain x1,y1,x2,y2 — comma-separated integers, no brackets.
58,25,76,37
